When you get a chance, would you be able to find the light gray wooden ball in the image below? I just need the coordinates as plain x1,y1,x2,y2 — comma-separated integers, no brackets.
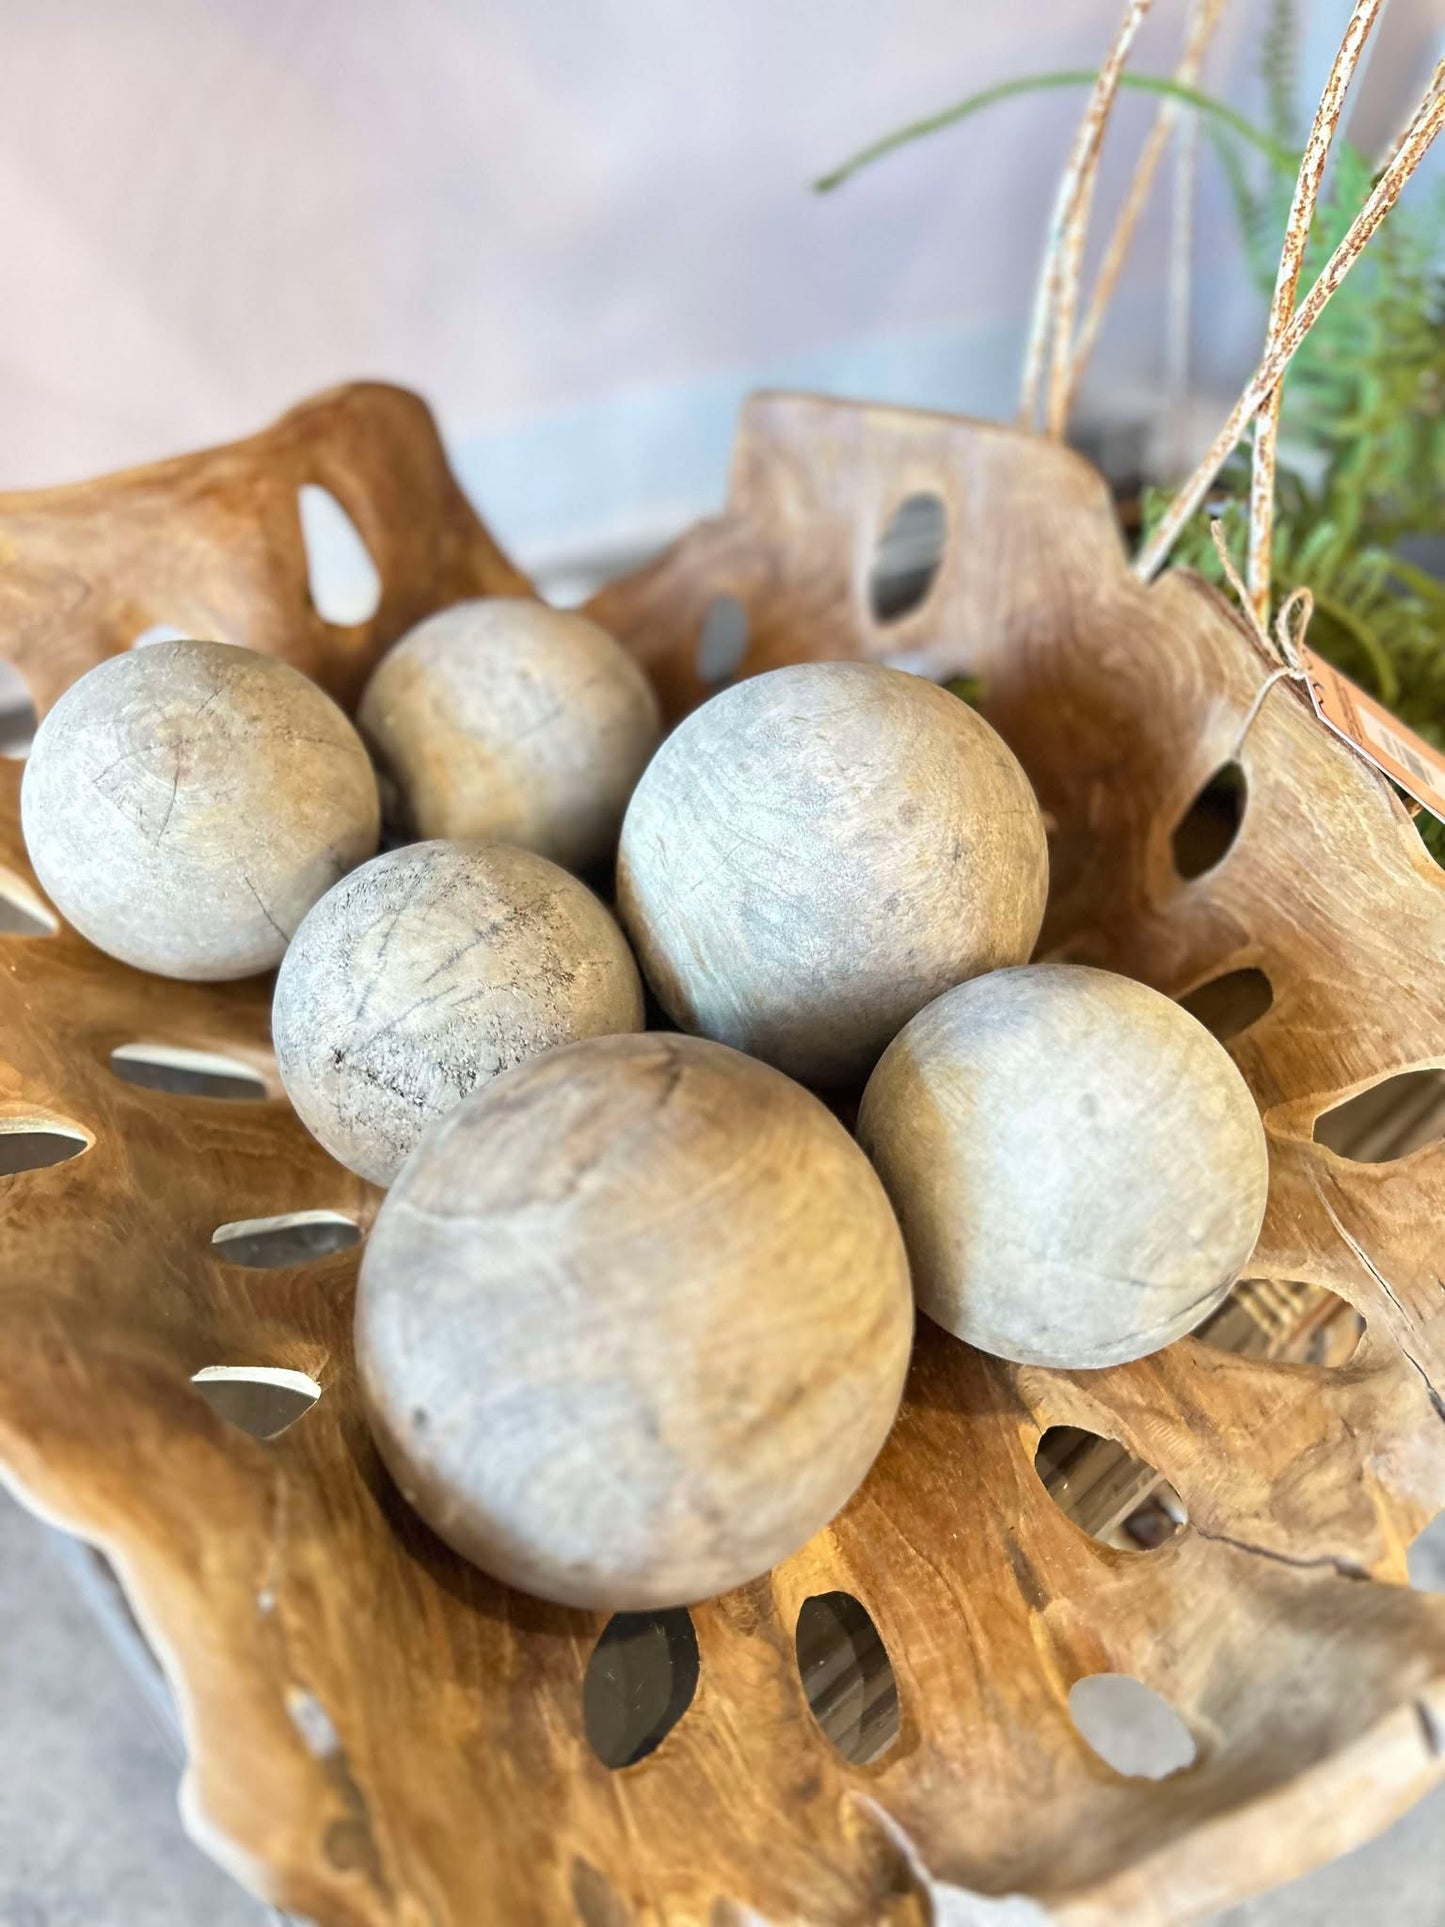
21,639,379,980
617,661,1049,1087
857,964,1270,1369
358,597,661,871
355,1032,914,1608
273,839,644,1186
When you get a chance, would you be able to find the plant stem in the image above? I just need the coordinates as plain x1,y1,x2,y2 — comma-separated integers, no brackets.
1309,587,1401,702
1136,81,1445,581
813,72,1297,194
1248,0,1383,629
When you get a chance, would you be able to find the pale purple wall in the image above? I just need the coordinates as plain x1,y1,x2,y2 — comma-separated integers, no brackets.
0,1,1437,564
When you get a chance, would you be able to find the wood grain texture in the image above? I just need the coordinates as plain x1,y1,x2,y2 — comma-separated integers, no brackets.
356,1031,913,1609
359,598,661,871
857,964,1270,1368
0,380,530,716
22,639,380,979
273,840,644,1185
0,384,1443,1925
616,661,1047,1087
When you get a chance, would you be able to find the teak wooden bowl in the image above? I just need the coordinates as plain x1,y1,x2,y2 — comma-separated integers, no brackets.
0,382,1442,1926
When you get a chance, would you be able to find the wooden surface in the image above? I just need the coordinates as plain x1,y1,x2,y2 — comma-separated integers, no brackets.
21,639,381,979
0,383,1443,1925
616,661,1047,1087
356,1031,913,1610
856,965,1270,1369
272,840,644,1185
358,598,661,872
0,380,529,716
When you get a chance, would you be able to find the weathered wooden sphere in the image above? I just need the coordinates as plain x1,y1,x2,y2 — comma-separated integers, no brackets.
857,964,1270,1369
356,1031,914,1608
273,840,644,1186
617,662,1048,1087
21,639,379,980
358,597,661,871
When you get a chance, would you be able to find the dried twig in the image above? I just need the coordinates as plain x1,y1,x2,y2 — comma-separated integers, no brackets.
1018,0,1154,434
1044,0,1157,436
1247,0,1383,627
1163,8,1209,451
1068,0,1228,417
1135,77,1445,583
1375,53,1444,175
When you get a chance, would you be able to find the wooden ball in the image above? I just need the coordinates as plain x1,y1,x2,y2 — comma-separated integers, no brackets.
273,841,644,1186
358,598,661,871
21,640,379,980
617,662,1048,1087
857,964,1270,1369
355,1032,914,1608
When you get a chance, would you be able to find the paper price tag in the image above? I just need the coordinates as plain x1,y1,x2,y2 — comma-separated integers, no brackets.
1300,645,1445,826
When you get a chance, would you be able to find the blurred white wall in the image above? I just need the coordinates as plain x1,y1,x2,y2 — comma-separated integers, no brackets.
0,0,1438,571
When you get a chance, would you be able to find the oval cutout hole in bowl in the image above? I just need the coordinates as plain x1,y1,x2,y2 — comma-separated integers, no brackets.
1412,810,1445,874
1044,818,1092,903
695,593,750,686
1172,762,1245,880
1069,1674,1197,1779
299,484,382,626
0,703,36,760
1178,967,1273,1043
1035,1427,1186,1552
0,661,34,757
584,1609,699,1768
795,1590,899,1764
569,1855,631,1927
211,1210,361,1270
111,1042,269,1101
1313,1068,1445,1163
1408,1511,1445,1594
0,1122,89,1177
131,623,193,650
192,1364,320,1440
1193,1277,1364,1367
0,866,57,937
869,492,947,624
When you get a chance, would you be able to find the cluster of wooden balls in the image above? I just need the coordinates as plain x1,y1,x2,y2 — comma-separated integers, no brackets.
21,598,1269,1611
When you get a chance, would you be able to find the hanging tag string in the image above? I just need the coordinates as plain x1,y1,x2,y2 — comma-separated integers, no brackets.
1272,584,1313,675
1209,533,1428,816
1207,521,1312,756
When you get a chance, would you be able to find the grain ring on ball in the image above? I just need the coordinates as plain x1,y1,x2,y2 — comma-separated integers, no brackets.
358,597,661,872
858,963,1270,1369
356,1031,914,1608
21,638,379,979
617,661,1048,1087
273,839,644,1185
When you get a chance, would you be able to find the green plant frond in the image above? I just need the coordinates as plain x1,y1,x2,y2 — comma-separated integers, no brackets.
1262,0,1300,146
1141,474,1445,717
1148,100,1445,725
824,33,1445,764
1388,556,1445,608
813,70,1298,193
946,675,987,708
1307,587,1403,705
1210,125,1266,275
